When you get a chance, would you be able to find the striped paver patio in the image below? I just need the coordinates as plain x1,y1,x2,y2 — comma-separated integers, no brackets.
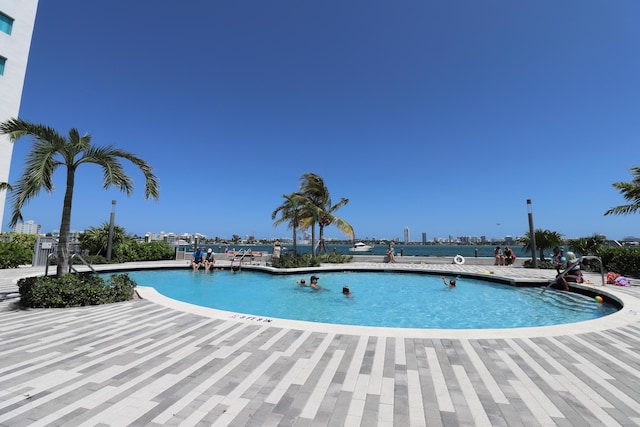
1,261,639,426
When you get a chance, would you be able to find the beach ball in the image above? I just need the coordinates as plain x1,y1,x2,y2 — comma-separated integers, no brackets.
595,296,603,303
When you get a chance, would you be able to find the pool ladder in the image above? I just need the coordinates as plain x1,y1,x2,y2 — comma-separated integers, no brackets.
230,250,252,271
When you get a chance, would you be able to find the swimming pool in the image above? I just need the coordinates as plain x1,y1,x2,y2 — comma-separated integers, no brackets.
123,269,618,329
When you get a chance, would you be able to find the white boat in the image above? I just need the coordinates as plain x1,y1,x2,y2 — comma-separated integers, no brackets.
349,242,374,253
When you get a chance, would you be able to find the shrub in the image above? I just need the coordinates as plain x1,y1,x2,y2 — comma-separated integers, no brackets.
136,241,174,261
0,240,33,268
317,253,353,264
106,273,137,301
596,246,640,278
112,240,175,263
18,273,136,308
271,252,353,268
272,254,320,268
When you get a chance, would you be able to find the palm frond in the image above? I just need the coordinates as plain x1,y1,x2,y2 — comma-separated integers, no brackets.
606,166,640,216
0,118,66,146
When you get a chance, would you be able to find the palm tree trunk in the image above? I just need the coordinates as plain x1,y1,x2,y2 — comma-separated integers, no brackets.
318,225,326,255
310,225,316,259
57,168,75,276
292,228,297,256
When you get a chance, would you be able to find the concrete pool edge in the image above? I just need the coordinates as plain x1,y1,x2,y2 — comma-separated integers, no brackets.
131,263,640,339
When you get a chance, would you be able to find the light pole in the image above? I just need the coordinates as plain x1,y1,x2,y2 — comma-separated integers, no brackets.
106,200,116,261
527,199,537,268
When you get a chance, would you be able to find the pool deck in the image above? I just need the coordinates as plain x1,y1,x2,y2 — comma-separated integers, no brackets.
1,261,639,426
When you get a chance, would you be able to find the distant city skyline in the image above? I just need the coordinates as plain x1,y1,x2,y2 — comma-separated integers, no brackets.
14,218,634,245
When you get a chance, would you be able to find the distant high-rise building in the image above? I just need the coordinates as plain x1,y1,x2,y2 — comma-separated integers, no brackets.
404,227,410,243
422,232,427,244
14,219,39,234
0,1,39,231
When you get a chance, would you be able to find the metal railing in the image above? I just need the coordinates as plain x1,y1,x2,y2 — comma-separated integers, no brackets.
69,254,97,274
44,253,97,276
230,250,252,271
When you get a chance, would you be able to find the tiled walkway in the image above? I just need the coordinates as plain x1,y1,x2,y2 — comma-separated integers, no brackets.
1,261,639,426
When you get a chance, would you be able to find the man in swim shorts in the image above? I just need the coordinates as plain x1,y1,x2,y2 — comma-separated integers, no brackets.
191,247,204,270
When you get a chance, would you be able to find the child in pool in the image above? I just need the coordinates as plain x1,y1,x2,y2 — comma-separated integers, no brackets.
441,276,456,288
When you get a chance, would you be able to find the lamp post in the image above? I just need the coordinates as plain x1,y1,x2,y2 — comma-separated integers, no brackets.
527,199,537,268
106,200,116,261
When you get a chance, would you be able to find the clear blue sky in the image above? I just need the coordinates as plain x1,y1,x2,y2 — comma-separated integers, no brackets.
5,0,640,241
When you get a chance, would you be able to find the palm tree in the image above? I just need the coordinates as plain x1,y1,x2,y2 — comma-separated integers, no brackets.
298,172,354,255
0,118,159,276
605,166,640,216
568,234,605,256
0,182,12,191
271,193,307,256
79,222,127,257
518,229,563,262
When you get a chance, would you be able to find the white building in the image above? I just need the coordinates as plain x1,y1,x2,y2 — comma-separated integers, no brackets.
14,219,40,234
0,1,39,231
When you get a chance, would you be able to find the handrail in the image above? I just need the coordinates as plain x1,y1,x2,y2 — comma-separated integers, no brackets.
230,249,251,271
69,254,97,274
580,256,606,286
44,253,57,277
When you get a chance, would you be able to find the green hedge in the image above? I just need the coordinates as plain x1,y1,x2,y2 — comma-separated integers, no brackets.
271,253,352,268
18,273,136,308
595,247,640,278
0,240,33,268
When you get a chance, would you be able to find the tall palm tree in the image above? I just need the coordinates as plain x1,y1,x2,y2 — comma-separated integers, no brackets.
518,229,563,262
0,182,12,191
271,193,307,256
605,166,640,216
0,118,159,276
298,172,354,255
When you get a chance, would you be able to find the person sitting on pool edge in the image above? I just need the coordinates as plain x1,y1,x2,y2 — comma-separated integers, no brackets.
556,251,583,291
310,275,321,290
204,248,215,272
441,276,456,288
191,247,204,270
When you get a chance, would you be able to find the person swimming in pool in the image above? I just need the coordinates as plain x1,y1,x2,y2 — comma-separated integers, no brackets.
310,275,321,290
297,279,307,286
342,285,352,297
441,276,456,288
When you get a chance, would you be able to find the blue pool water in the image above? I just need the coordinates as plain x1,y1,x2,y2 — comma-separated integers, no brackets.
124,270,618,329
